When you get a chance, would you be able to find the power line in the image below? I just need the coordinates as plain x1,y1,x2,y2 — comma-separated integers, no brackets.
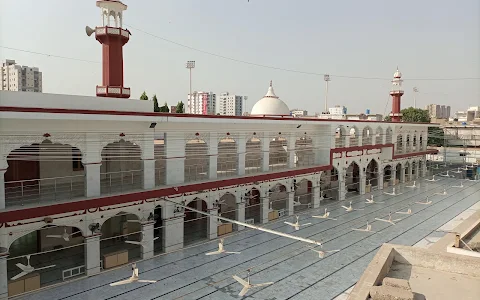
2,42,479,81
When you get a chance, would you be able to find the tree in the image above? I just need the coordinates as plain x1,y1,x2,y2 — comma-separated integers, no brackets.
383,107,443,146
159,102,170,113
384,107,430,123
152,94,160,112
176,101,184,113
140,91,148,100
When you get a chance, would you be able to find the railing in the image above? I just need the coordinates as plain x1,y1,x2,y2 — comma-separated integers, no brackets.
62,265,85,281
184,164,208,183
217,161,238,178
100,169,143,195
155,167,166,186
5,174,85,207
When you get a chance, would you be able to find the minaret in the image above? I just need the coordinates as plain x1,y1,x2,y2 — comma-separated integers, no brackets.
389,67,404,122
86,0,131,98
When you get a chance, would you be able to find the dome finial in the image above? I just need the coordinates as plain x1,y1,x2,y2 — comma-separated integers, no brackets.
270,80,272,87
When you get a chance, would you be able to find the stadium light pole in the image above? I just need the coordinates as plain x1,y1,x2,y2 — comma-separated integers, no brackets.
324,74,330,113
186,61,195,113
413,87,419,108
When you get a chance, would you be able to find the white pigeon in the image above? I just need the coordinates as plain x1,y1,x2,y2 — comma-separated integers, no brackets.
11,255,56,280
365,195,384,204
205,238,241,255
232,270,274,297
312,208,337,220
308,245,340,258
46,227,82,242
284,215,312,230
110,263,156,286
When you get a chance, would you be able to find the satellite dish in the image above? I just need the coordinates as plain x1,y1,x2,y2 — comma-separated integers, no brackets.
85,26,95,37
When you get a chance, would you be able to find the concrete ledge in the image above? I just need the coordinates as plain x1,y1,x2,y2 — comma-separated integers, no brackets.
430,210,480,252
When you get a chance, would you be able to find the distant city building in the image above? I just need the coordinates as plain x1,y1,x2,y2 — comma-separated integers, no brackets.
187,91,216,115
452,106,480,122
217,92,244,116
0,59,42,92
328,105,348,115
426,104,451,119
290,109,308,117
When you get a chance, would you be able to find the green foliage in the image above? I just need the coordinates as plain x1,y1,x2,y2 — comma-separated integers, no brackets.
384,107,430,123
159,102,170,113
176,101,184,113
152,94,160,112
428,127,445,146
140,91,149,100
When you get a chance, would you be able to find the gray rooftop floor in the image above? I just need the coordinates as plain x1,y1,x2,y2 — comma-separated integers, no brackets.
16,175,480,300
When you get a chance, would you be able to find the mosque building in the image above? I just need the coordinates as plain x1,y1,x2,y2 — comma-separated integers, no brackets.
0,1,437,298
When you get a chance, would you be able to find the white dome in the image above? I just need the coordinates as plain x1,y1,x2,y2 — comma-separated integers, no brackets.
251,81,290,116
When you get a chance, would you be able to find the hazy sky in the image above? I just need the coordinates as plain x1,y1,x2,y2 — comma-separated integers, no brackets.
1,0,479,115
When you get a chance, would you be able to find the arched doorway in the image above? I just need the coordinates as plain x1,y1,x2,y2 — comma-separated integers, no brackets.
295,135,314,167
320,168,339,201
218,193,237,234
395,164,402,185
346,161,360,195
383,165,392,188
269,184,287,214
362,127,372,146
366,159,379,188
184,198,208,245
245,188,261,223
101,140,142,194
335,126,346,148
100,212,141,263
245,136,262,175
8,225,85,293
217,137,238,178
153,205,163,254
184,139,208,182
269,136,288,171
349,127,359,147
294,179,313,213
5,141,85,207
412,161,417,179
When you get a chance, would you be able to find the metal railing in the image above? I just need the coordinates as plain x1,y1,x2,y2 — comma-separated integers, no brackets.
62,265,85,281
100,169,143,195
5,174,85,207
184,164,208,183
217,161,238,178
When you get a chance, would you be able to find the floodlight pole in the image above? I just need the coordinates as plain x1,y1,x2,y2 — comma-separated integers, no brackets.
186,61,196,113
413,87,419,108
324,74,330,113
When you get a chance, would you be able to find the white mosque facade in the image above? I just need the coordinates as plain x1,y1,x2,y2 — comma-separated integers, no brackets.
0,75,436,298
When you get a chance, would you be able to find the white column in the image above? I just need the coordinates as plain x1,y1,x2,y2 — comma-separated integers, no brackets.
162,204,184,252
261,136,270,172
83,133,102,197
0,169,6,209
208,209,218,240
422,160,427,177
0,253,7,300
260,192,270,224
403,133,408,153
208,133,218,180
235,201,245,231
391,169,397,186
359,170,366,195
140,132,155,189
287,191,295,216
378,170,384,190
165,133,185,185
400,165,406,183
237,135,246,176
287,135,296,169
85,234,101,276
140,222,154,259
338,171,346,201
313,186,321,208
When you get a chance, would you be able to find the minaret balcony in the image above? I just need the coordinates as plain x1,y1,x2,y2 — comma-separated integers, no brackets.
389,90,404,95
95,26,130,41
96,85,131,98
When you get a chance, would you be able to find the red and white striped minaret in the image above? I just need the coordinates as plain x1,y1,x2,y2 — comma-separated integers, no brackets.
389,67,404,122
87,0,131,98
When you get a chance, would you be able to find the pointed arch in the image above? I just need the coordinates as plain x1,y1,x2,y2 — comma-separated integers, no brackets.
184,198,208,245
293,179,313,213
184,138,209,182
362,126,373,146
245,136,262,175
375,127,383,145
245,187,261,223
269,136,288,171
335,126,346,148
295,134,314,167
349,127,359,147
385,127,393,144
217,136,238,178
